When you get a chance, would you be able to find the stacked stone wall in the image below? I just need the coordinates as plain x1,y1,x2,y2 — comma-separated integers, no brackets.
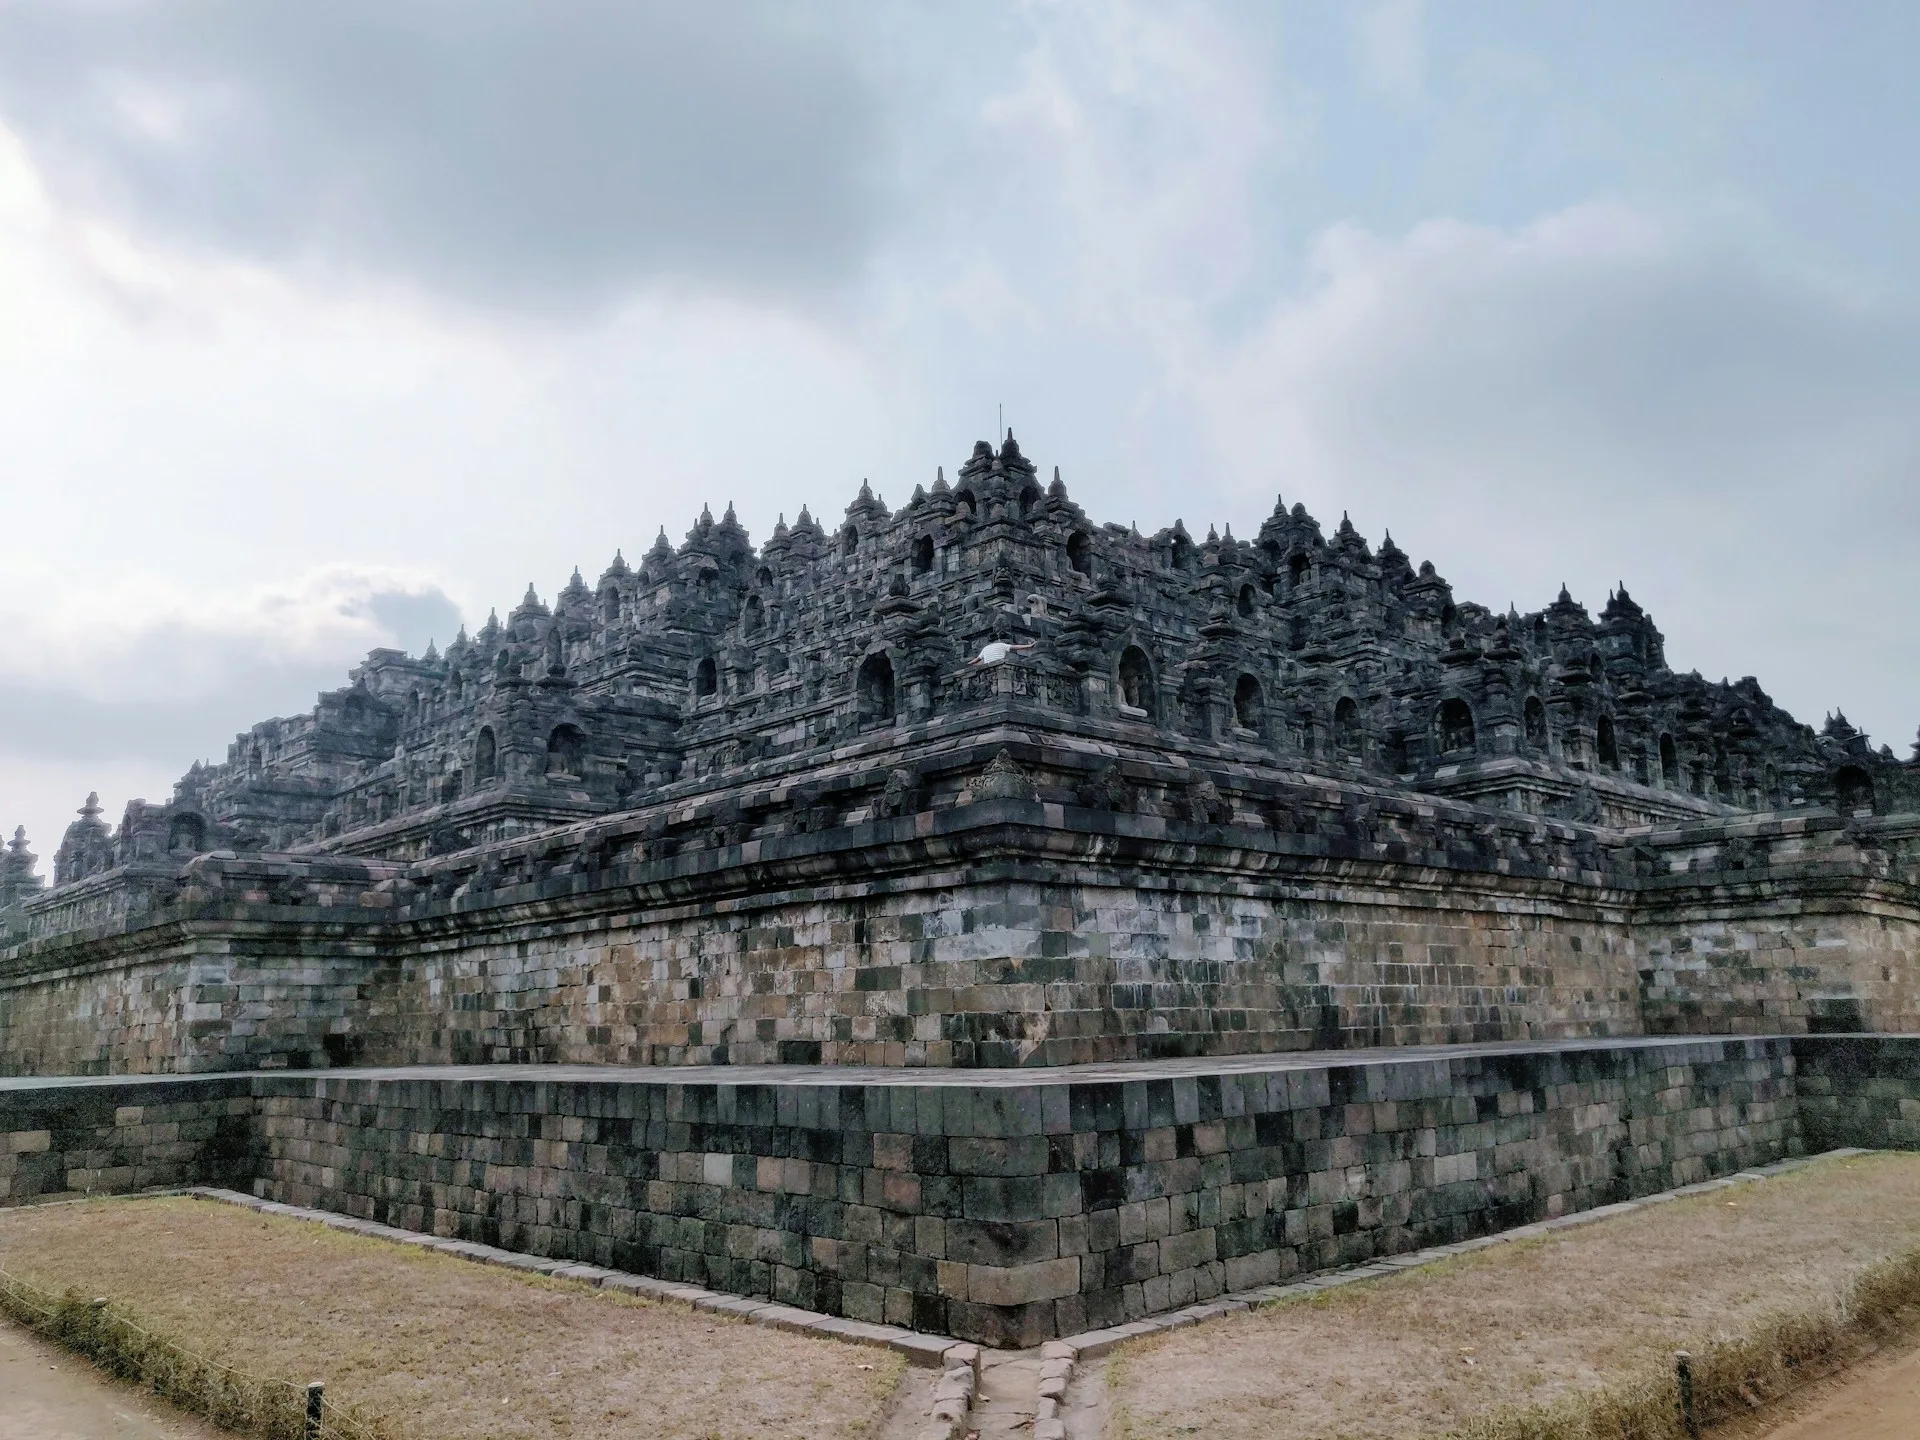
1795,1035,1920,1150
0,928,390,1076
355,873,1639,1071
1636,893,1920,1037
4,865,1641,1076
0,1038,1804,1346
0,1074,255,1203
4,798,1916,1080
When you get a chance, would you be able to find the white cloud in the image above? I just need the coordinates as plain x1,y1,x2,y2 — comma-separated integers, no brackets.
0,2,886,308
0,108,910,868
0,563,457,707
974,0,1279,332
0,563,462,865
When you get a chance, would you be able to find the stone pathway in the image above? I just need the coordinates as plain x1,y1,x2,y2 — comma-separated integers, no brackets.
972,1352,1044,1437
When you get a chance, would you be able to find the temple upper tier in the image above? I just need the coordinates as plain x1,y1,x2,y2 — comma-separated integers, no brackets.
20,435,1920,894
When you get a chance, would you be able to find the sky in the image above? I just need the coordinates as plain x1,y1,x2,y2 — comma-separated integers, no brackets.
2,0,1917,865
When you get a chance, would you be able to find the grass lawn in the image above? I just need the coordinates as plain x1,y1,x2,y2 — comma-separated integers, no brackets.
1110,1152,1920,1440
0,1195,902,1440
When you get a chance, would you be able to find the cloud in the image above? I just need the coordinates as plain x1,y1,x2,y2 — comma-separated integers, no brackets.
973,0,1280,331
0,566,462,765
0,563,460,877
1357,0,1425,100
0,0,885,310
1195,202,1920,747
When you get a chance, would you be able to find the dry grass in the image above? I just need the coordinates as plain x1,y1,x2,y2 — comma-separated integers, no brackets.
1109,1152,1920,1440
0,1272,389,1440
0,1196,902,1440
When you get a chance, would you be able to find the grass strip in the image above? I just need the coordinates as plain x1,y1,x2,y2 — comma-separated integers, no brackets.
0,1263,400,1440
1447,1243,1920,1440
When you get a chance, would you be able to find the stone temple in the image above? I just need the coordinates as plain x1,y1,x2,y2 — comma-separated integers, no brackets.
4,435,1920,1346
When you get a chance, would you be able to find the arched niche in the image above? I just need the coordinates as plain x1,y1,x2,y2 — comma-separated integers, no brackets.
1437,697,1476,756
857,652,896,725
1066,532,1092,576
1233,674,1264,733
546,724,586,777
167,813,207,854
1524,695,1549,750
474,727,498,781
1333,696,1362,757
1118,646,1157,720
1835,765,1876,816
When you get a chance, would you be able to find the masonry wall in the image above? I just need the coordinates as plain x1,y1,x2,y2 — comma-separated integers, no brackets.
2,800,1653,1076
0,1074,255,1204
2,869,1643,1078
5,801,1916,1080
0,1038,1804,1346
1794,1035,1920,1151
1636,889,1920,1038
0,925,390,1077
349,864,1643,1072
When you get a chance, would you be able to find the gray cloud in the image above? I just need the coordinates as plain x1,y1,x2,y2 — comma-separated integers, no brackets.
0,576,462,766
0,0,885,307
0,670,348,766
1200,207,1920,749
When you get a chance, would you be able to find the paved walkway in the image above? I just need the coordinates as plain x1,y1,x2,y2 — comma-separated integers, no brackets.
0,1032,1795,1092
0,1320,224,1440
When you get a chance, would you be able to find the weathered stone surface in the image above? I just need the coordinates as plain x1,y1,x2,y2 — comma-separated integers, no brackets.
2,439,1916,1076
3,792,1917,1074
11,1033,1902,1344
